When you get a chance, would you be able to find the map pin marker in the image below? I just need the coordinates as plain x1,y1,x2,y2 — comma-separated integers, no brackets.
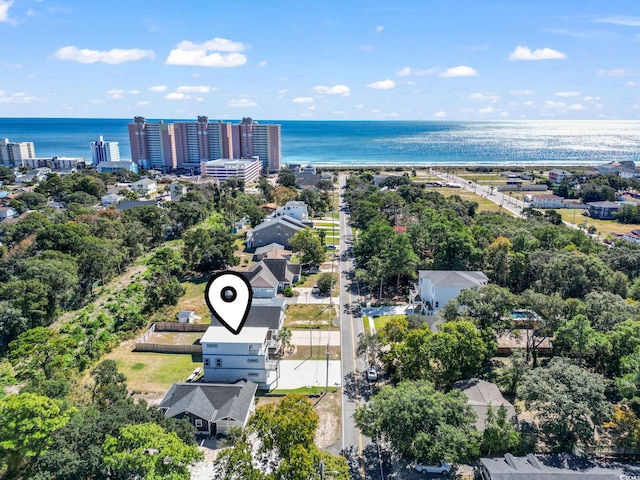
204,271,253,335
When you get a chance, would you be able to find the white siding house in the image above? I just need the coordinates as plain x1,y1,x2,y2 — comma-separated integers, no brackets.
273,201,309,222
417,270,488,315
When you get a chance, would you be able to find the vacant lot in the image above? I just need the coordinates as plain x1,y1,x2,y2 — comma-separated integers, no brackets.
554,209,639,238
145,331,203,345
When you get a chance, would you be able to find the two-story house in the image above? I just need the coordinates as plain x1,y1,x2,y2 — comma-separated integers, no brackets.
201,326,278,388
273,201,309,222
417,270,488,314
132,178,158,196
246,216,306,249
240,258,301,298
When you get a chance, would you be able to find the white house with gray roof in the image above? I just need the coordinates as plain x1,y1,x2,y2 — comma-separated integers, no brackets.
417,270,488,314
273,200,309,222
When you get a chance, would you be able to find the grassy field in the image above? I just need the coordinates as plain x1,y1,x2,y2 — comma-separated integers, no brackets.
553,209,639,238
373,314,407,332
298,272,339,290
105,342,200,396
285,304,339,330
438,187,507,214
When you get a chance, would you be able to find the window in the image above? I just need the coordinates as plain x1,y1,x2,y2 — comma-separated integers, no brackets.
435,302,439,308
207,343,218,349
247,358,259,363
204,358,210,367
195,419,203,428
247,372,259,377
215,358,222,367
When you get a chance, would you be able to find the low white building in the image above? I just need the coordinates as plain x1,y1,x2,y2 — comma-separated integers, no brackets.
201,326,278,388
200,158,262,184
132,178,157,195
530,194,564,209
417,270,488,314
0,206,18,220
101,193,123,206
273,200,309,222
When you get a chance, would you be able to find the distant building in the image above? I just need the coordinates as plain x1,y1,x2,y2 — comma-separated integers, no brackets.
530,194,564,209
128,117,177,170
587,201,621,220
232,117,281,173
417,270,488,314
247,216,307,249
598,160,636,175
101,193,123,206
0,138,36,166
15,157,85,170
132,178,157,195
548,169,571,184
90,136,120,164
177,310,195,324
0,206,18,220
200,158,262,184
273,201,309,222
169,182,187,201
96,160,139,173
452,378,516,432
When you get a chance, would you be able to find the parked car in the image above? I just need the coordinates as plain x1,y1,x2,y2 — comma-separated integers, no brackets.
326,244,337,250
413,461,451,475
311,285,320,294
366,367,378,381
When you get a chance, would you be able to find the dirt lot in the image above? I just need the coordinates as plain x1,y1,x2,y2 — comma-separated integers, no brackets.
145,331,203,345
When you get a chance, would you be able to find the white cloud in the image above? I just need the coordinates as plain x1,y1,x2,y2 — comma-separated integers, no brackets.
469,92,499,102
258,60,268,67
439,66,478,77
293,97,314,103
434,111,446,118
166,92,189,100
308,105,316,110
137,100,151,106
523,101,535,107
366,79,396,89
176,85,215,93
510,89,534,96
596,15,640,27
277,89,288,95
597,69,635,77
54,46,155,64
396,66,438,77
129,90,140,94
0,91,39,104
375,25,384,33
149,85,168,92
88,99,104,104
1,63,22,68
479,106,496,114
314,85,350,95
554,91,581,97
500,111,509,118
567,103,584,111
0,0,13,23
626,81,640,87
509,46,567,61
166,38,247,67
107,89,125,99
227,98,257,108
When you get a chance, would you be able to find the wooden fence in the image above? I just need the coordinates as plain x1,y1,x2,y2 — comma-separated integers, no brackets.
134,321,207,354
134,343,202,354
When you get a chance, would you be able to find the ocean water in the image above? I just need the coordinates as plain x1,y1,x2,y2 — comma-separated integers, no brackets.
1,118,639,167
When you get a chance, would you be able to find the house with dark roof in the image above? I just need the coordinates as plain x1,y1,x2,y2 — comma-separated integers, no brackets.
478,452,640,479
452,378,516,432
239,258,301,298
158,380,257,435
587,201,621,220
417,270,488,314
210,297,285,345
253,242,290,261
294,171,322,189
246,216,306,249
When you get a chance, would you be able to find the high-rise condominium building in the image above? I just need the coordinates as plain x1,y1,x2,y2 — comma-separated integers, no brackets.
90,136,120,165
128,116,281,173
232,117,281,173
0,138,36,166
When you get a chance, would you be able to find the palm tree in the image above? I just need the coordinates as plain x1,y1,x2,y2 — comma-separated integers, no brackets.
275,326,293,355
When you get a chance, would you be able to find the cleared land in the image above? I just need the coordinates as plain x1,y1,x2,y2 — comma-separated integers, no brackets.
553,209,640,238
285,304,339,330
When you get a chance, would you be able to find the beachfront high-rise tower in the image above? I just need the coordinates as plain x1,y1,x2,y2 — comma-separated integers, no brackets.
90,136,120,164
232,117,281,173
0,138,36,166
128,116,177,170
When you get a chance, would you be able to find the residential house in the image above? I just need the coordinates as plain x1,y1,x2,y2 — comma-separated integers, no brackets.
101,193,123,206
587,201,621,220
623,229,640,245
273,201,309,222
452,378,516,432
598,160,636,175
132,178,158,196
96,161,139,173
158,380,257,435
416,270,488,314
170,182,188,201
246,216,306,249
210,297,285,347
294,171,322,189
253,242,288,261
548,169,571,184
15,167,51,184
240,258,301,298
177,310,195,324
200,326,278,388
0,206,18,220
530,194,564,209
477,452,640,479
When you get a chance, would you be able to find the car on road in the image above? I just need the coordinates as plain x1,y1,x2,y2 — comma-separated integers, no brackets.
326,244,337,250
366,367,378,381
412,461,451,475
311,285,319,294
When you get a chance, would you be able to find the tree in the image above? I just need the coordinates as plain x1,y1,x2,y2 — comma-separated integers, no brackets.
289,228,325,266
257,176,274,202
0,165,15,185
8,327,76,380
354,380,481,463
454,284,516,334
316,272,333,296
145,271,185,311
147,247,185,276
213,440,265,480
481,405,522,456
15,191,48,209
275,326,293,355
0,393,70,475
103,422,202,480
277,168,297,188
604,405,640,454
90,360,128,410
383,233,418,288
183,226,239,272
518,357,612,450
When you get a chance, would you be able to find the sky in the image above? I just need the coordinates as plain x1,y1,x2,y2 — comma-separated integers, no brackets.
1,0,640,120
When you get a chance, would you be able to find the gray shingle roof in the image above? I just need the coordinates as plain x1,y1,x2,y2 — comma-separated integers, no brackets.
159,380,257,424
418,270,488,288
452,378,516,432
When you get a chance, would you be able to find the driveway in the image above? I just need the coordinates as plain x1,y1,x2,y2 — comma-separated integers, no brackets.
268,359,342,390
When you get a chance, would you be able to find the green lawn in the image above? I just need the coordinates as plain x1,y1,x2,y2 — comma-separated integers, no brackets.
285,304,339,330
107,349,201,395
373,314,407,332
552,209,640,238
439,188,507,214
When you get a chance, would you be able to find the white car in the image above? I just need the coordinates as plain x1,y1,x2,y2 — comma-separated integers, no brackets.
413,461,451,475
366,367,378,381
